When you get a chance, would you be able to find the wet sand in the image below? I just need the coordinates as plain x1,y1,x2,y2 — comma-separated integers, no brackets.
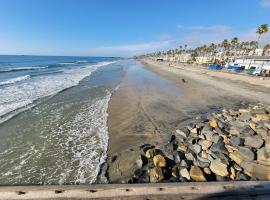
105,59,270,183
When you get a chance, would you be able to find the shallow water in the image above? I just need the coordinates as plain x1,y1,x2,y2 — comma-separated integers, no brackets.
0,56,128,185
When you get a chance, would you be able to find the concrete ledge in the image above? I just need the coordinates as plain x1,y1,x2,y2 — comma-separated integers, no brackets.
0,181,270,200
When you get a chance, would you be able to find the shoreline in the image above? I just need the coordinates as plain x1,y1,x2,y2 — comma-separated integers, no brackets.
101,59,270,183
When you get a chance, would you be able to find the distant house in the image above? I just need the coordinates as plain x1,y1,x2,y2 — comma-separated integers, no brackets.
233,56,270,70
175,53,192,63
195,56,213,64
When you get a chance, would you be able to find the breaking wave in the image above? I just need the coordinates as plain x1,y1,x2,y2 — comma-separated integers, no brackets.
0,75,30,86
0,61,116,123
0,66,48,73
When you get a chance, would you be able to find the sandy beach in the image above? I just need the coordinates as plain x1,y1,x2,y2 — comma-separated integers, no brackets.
104,59,270,183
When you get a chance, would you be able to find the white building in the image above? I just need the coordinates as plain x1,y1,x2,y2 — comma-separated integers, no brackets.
233,56,270,70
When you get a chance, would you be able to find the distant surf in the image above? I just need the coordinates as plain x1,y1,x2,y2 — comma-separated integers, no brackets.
0,66,48,73
0,75,30,86
0,55,122,185
0,61,116,123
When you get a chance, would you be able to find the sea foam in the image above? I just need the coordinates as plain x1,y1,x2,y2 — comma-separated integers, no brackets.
0,61,115,123
0,66,48,73
0,75,30,86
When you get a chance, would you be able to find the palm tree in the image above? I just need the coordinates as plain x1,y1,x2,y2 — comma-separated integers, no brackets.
231,37,239,60
250,41,259,52
256,24,269,48
184,44,188,52
209,43,217,63
263,44,270,56
221,39,230,61
239,41,245,56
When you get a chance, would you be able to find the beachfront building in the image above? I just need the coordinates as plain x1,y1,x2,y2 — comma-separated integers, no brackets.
195,56,213,64
174,53,192,63
233,56,270,70
248,48,270,56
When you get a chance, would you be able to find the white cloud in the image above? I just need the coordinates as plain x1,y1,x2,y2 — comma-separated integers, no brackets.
260,0,270,8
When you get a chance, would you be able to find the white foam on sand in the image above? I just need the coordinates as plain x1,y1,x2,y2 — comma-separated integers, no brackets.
0,92,112,185
0,61,115,123
62,92,111,184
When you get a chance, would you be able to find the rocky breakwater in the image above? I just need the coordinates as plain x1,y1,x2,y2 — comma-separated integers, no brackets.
122,103,270,183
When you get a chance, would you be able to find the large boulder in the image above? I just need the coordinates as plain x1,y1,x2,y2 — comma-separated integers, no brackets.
229,147,255,165
209,159,229,177
257,145,270,166
179,168,191,180
150,167,164,183
153,155,166,168
244,136,264,148
190,166,206,182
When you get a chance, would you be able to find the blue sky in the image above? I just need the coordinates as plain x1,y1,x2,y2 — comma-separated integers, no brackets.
0,0,270,57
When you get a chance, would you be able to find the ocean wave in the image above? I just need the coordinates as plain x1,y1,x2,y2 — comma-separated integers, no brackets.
0,75,30,86
0,66,48,73
58,62,76,65
0,92,112,185
65,92,111,184
0,61,116,121
77,60,88,62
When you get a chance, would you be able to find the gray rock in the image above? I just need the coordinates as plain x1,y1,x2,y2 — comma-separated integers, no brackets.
194,160,210,168
234,163,242,171
201,124,212,133
244,136,264,148
252,108,268,115
230,136,244,147
198,134,206,140
264,122,270,130
189,144,202,154
163,143,175,160
216,175,228,181
211,140,228,155
200,140,213,150
204,131,214,141
179,168,191,180
173,151,181,163
186,123,195,131
185,152,196,161
229,126,241,136
215,127,228,136
180,159,189,168
235,171,250,181
256,128,269,140
218,121,225,129
212,134,222,144
176,129,187,138
241,126,256,136
209,151,229,164
207,153,215,161
229,146,255,164
197,156,210,163
238,113,251,122
257,146,270,165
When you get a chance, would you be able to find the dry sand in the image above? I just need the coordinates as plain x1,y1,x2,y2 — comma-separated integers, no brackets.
104,59,270,183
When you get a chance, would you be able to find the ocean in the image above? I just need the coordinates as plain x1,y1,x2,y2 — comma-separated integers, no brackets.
0,55,125,185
